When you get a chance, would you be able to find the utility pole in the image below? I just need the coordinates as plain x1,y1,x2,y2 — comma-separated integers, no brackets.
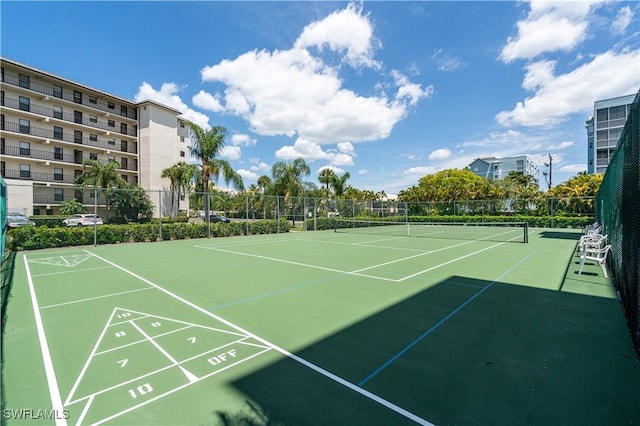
543,154,553,191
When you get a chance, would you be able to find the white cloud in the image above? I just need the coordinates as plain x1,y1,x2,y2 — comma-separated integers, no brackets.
192,90,224,113
496,49,640,127
231,133,257,147
237,169,258,181
558,164,587,173
199,4,427,146
428,148,452,161
611,6,633,35
294,3,381,69
358,169,368,175
404,166,437,175
249,159,270,173
431,48,466,71
547,141,574,150
134,82,210,129
220,145,241,160
275,138,355,166
499,1,602,63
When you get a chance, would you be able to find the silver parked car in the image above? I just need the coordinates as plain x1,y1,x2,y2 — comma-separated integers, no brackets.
62,214,104,227
7,213,36,228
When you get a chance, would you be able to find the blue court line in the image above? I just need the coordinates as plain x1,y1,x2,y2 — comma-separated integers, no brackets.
208,274,343,311
358,250,537,386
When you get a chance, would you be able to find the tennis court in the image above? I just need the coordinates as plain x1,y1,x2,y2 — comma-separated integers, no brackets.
2,225,639,425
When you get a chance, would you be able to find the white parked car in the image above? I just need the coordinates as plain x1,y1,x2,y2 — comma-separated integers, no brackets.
62,214,104,227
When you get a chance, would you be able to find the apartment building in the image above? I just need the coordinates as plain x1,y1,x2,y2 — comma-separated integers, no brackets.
0,57,189,216
468,155,539,185
586,93,636,174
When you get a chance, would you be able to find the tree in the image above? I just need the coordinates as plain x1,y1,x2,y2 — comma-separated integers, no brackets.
331,172,351,198
549,172,603,215
109,184,154,222
186,121,244,220
318,168,336,196
271,158,311,225
161,162,197,218
75,160,127,218
59,199,84,215
271,158,311,200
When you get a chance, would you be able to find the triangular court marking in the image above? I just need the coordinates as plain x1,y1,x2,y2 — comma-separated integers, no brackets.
64,307,250,406
29,253,93,268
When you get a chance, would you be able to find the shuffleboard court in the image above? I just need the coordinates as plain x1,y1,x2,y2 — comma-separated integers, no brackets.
2,229,639,425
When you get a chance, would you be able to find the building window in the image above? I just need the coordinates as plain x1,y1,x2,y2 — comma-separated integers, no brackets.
0,90,3,106
89,96,97,105
74,110,83,124
107,138,115,145
74,130,83,144
107,156,115,162
19,74,30,89
19,119,30,133
120,140,127,152
53,126,63,140
180,136,185,143
108,120,115,128
610,105,626,121
108,102,115,110
89,134,98,142
54,147,63,160
19,96,30,112
120,123,127,134
20,164,30,178
516,160,524,172
53,85,63,98
122,174,128,182
89,115,97,123
54,168,63,181
179,151,185,158
53,105,63,119
179,121,185,128
596,108,608,123
0,161,4,176
19,141,30,156
120,106,128,117
73,91,82,104
121,158,128,169
54,188,64,202
89,152,97,160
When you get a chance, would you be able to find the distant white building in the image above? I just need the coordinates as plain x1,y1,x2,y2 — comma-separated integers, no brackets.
585,93,635,174
468,155,539,184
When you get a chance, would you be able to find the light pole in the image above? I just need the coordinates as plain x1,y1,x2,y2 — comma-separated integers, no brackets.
543,154,553,191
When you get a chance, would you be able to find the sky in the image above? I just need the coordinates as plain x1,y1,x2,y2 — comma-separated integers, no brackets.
1,1,639,195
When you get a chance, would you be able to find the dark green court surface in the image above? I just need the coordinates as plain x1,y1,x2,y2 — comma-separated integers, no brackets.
1,228,638,425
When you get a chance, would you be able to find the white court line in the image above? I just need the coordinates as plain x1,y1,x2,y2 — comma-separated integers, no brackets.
94,324,193,356
40,288,153,310
84,250,433,426
23,255,68,426
33,266,115,278
194,245,399,283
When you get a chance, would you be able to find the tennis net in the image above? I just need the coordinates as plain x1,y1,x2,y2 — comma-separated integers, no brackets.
333,219,528,243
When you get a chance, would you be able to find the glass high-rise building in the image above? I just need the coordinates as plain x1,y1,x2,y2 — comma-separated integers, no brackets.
586,93,636,174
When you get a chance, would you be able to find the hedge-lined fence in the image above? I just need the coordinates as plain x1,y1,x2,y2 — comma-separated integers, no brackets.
7,219,290,251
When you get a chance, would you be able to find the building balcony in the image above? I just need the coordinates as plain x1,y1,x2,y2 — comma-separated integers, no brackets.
1,144,139,172
1,95,138,137
2,168,77,184
1,120,138,154
1,71,138,120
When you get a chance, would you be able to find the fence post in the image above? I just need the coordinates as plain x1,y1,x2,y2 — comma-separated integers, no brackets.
93,187,98,246
158,190,162,241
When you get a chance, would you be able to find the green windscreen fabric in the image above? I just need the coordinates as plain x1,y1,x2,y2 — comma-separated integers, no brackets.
596,90,640,356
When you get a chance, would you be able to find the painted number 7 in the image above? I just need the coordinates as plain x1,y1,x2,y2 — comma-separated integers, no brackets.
117,359,128,368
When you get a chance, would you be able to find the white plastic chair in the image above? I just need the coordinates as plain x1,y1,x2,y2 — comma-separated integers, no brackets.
576,233,607,256
578,244,612,278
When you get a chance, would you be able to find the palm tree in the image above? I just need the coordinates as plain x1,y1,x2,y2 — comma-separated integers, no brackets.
161,162,197,218
318,169,336,196
185,121,244,221
331,172,351,198
271,158,311,225
75,160,127,219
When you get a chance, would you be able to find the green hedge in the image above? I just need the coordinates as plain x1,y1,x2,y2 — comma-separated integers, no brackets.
7,219,289,251
323,215,593,230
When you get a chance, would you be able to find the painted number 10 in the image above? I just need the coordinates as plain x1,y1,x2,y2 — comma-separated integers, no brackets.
128,383,153,399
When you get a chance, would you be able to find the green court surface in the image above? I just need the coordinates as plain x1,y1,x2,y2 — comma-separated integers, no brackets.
2,228,639,425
